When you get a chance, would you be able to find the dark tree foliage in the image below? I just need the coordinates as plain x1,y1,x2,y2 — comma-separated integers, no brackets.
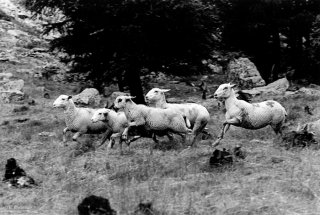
218,0,320,83
25,0,219,103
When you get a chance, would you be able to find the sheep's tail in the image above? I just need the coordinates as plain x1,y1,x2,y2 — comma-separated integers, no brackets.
183,115,191,128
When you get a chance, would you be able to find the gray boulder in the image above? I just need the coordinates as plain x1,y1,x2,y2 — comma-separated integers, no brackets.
73,88,101,106
241,78,289,96
227,57,265,88
0,79,26,103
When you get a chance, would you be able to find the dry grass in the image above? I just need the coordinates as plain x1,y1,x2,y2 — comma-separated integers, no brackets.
1,74,320,215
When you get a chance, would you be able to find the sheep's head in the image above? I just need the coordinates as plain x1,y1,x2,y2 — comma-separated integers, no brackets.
53,95,72,108
91,108,110,123
214,83,236,100
113,95,135,111
145,88,170,104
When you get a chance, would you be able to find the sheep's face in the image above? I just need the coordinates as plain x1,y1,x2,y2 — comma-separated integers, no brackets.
53,95,72,108
91,108,109,123
114,95,133,111
145,88,170,103
214,83,235,99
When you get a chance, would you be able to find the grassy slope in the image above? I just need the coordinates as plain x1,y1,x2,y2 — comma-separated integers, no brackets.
1,70,320,215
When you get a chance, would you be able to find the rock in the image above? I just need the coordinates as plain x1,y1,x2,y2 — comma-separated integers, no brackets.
38,131,56,137
0,72,13,80
13,118,29,123
0,79,24,91
208,63,223,74
209,148,233,166
297,87,320,97
18,14,29,19
281,125,318,149
12,105,29,113
242,78,289,96
3,158,36,188
77,195,116,215
0,9,13,21
233,145,246,159
227,57,265,88
73,88,101,106
0,91,26,103
134,202,156,215
271,157,284,164
27,99,36,106
300,120,320,140
0,79,26,103
42,64,60,80
44,92,50,99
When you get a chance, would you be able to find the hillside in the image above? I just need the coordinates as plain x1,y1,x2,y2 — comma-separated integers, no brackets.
1,1,320,215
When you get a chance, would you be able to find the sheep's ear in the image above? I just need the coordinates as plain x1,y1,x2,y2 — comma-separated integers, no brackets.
67,95,72,100
230,84,236,88
160,89,171,92
128,96,136,99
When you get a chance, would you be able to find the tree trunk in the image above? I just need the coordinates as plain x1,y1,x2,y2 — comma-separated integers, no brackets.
117,72,125,92
125,67,145,104
271,27,281,81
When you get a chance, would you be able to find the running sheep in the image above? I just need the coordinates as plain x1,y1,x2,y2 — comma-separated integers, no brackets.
212,83,287,147
145,88,210,146
53,95,111,145
91,108,140,154
113,95,192,154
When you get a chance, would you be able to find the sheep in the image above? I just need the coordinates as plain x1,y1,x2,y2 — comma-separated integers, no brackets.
212,83,287,147
91,108,170,153
53,95,111,145
113,95,192,154
145,88,210,146
91,108,137,154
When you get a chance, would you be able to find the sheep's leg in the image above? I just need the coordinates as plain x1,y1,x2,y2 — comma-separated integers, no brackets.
150,133,159,155
99,129,113,147
72,132,82,143
119,139,123,155
62,127,70,144
212,118,239,147
126,135,142,145
122,121,139,139
107,138,115,149
176,133,186,147
190,122,207,147
122,127,129,140
271,123,284,143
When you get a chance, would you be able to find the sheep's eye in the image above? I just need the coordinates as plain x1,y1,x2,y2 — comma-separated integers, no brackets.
118,99,122,102
154,91,158,93
223,87,228,90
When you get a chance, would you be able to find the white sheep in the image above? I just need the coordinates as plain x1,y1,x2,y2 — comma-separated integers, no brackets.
53,95,111,145
212,83,287,147
113,95,192,154
91,108,143,154
145,88,210,146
